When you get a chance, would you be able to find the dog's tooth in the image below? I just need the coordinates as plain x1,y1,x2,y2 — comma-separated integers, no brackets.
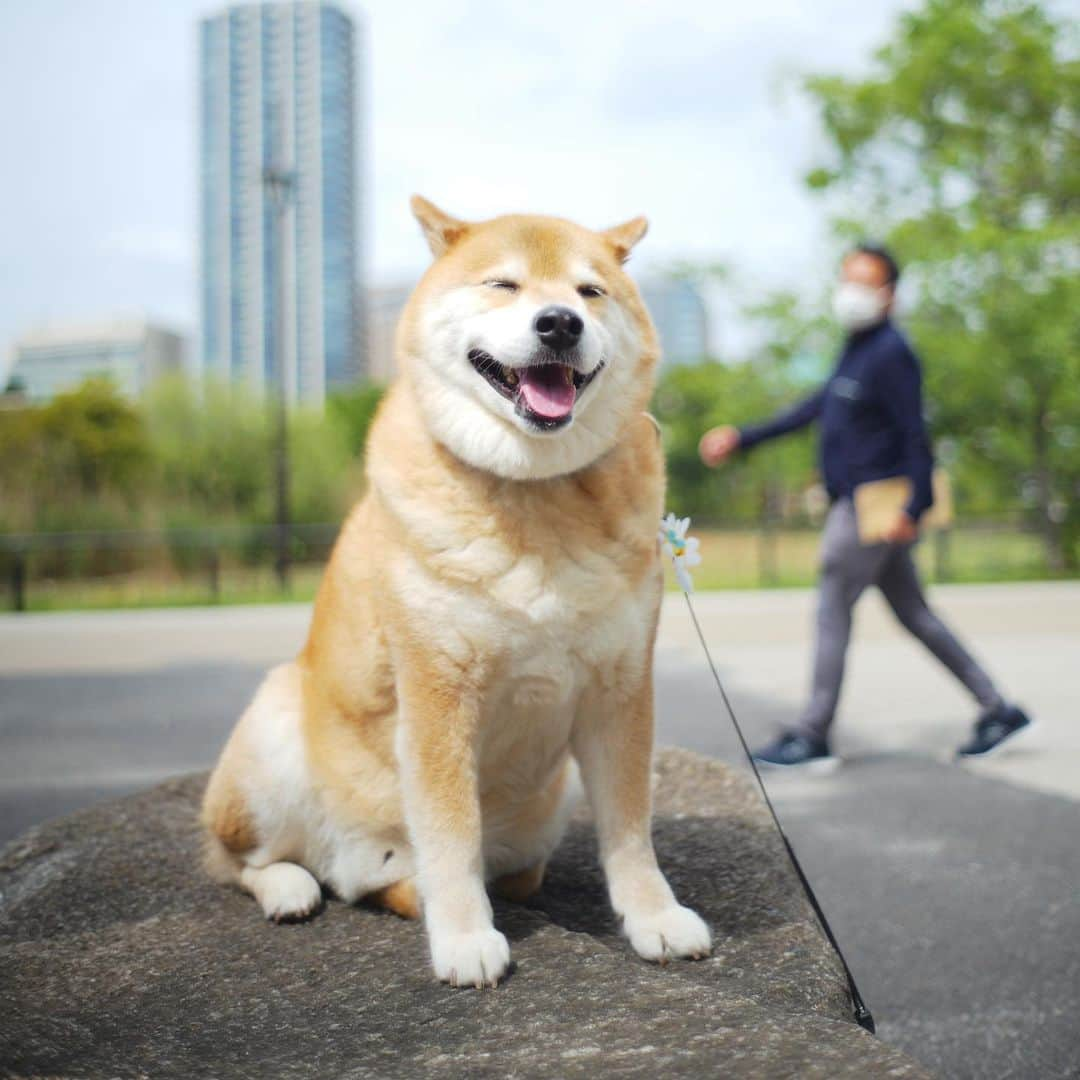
506,369,519,387
561,366,574,386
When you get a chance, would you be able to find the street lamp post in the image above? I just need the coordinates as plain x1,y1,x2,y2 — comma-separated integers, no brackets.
263,103,295,593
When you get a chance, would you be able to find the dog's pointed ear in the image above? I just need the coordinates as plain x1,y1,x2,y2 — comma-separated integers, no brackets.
602,216,649,263
411,195,469,257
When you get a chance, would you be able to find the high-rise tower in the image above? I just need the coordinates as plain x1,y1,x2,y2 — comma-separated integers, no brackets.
199,2,362,405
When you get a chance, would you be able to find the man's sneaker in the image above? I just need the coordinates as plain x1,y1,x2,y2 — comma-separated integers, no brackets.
752,733,838,772
957,704,1033,759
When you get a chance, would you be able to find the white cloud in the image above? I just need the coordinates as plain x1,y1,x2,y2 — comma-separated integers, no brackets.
102,226,194,266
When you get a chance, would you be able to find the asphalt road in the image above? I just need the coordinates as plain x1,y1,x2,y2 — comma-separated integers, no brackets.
3,586,1079,1079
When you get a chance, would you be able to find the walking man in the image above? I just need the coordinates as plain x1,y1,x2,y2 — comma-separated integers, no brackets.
699,244,1031,768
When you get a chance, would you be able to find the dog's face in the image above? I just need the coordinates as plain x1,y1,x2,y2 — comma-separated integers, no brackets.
398,197,659,481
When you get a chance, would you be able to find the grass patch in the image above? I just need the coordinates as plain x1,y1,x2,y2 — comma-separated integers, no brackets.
19,565,325,612
673,527,1060,590
3,527,1071,613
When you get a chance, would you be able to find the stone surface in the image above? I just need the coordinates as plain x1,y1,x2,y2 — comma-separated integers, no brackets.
0,748,931,1078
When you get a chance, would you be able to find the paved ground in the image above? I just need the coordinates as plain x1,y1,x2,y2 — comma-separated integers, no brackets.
2,582,1079,1078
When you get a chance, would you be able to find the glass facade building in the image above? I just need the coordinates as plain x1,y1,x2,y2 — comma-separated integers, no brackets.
199,2,363,406
639,278,711,366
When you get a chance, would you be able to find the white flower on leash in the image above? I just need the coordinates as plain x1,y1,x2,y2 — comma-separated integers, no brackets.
659,513,702,593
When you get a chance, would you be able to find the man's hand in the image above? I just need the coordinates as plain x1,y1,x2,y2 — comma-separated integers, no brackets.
883,512,919,545
699,425,741,468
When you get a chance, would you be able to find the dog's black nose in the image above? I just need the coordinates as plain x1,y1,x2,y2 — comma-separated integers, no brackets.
533,305,584,352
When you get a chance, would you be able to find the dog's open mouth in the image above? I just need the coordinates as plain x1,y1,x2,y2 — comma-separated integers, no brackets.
468,349,604,430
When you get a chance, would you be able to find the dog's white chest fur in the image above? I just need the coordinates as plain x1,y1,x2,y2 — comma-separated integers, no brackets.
399,538,653,697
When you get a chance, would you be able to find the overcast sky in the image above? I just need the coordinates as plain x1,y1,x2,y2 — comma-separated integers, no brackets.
0,0,916,371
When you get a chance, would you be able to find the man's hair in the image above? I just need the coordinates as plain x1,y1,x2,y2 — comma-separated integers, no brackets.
851,242,900,286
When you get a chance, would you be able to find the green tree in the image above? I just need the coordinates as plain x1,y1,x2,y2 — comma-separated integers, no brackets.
144,375,363,528
652,353,818,526
326,382,386,457
803,0,1080,568
287,406,364,524
0,378,152,533
144,376,273,525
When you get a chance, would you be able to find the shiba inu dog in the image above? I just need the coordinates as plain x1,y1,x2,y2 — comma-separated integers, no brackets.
202,197,712,987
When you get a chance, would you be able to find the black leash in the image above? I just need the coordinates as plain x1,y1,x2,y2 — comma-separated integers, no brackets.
681,591,876,1034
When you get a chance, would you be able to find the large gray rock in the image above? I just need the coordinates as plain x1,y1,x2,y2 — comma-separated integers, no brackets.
0,748,931,1078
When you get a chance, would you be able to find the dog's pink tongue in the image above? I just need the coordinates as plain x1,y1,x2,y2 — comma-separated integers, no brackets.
519,364,576,420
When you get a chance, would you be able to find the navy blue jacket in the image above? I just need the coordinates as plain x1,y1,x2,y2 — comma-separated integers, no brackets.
738,320,935,520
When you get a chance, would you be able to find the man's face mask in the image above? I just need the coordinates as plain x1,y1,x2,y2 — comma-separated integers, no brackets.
831,282,888,331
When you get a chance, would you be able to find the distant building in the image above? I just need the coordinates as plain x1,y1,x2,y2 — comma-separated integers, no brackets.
366,284,412,383
199,1,365,406
638,277,710,366
8,319,187,402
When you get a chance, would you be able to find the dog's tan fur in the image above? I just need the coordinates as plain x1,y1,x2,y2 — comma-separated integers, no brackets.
202,198,711,986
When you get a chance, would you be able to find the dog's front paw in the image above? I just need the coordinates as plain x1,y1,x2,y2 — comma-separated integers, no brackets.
430,927,511,988
624,904,712,963
243,862,323,923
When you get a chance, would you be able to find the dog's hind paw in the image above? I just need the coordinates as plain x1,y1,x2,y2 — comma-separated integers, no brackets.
624,904,712,963
430,927,511,989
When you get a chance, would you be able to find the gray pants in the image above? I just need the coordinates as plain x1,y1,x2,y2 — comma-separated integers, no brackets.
794,499,1003,740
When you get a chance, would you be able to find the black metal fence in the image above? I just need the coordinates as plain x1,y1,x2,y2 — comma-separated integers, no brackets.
0,523,341,612
0,516,1063,613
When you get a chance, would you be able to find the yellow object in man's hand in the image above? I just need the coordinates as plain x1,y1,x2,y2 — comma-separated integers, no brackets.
853,469,953,545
